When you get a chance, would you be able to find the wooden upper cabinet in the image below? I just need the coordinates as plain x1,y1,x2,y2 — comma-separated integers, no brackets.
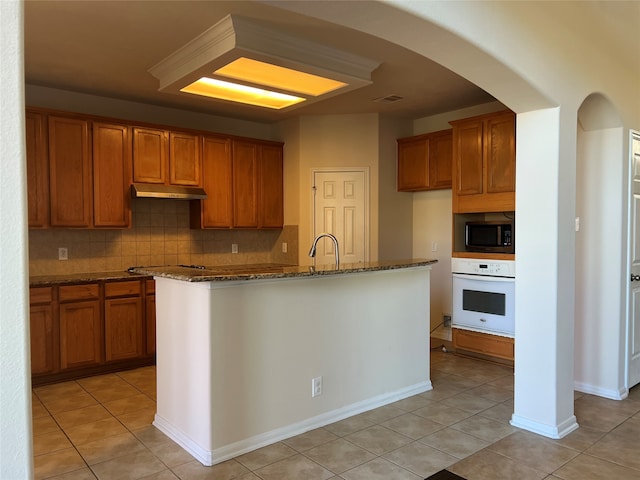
190,135,233,228
450,110,515,213
397,129,452,192
26,111,49,228
48,115,92,227
132,127,202,187
132,127,166,184
258,143,284,228
232,140,259,228
169,131,201,186
92,122,132,228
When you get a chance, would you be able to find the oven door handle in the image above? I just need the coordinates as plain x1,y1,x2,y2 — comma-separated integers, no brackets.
452,273,515,282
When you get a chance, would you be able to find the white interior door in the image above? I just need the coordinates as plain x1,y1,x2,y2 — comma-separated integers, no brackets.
313,169,368,265
628,130,640,388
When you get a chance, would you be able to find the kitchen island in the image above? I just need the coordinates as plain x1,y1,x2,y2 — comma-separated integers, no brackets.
129,259,436,466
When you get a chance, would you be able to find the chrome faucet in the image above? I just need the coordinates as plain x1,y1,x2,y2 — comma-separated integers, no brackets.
308,233,340,268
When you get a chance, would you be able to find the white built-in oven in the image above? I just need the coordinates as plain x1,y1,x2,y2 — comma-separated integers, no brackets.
452,258,515,337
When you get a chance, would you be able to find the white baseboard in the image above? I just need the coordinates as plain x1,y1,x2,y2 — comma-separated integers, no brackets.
154,380,432,466
510,413,579,439
574,381,628,400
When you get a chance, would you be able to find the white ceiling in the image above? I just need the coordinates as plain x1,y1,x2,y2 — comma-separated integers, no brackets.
24,0,497,124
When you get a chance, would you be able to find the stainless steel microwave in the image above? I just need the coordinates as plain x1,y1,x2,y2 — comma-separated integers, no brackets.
465,221,514,254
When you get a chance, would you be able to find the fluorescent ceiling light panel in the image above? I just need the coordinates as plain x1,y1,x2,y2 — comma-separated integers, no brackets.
148,15,381,112
180,77,305,109
214,57,347,97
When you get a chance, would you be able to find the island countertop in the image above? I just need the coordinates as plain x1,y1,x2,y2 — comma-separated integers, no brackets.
128,259,437,282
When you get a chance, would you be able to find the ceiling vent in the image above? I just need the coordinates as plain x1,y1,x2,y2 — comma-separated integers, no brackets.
374,94,404,104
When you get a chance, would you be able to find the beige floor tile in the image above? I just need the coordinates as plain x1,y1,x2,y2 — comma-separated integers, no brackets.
53,405,113,430
344,425,412,456
467,383,513,403
586,419,640,470
412,403,474,426
441,393,498,414
46,467,97,479
33,448,87,480
282,427,338,452
253,454,334,480
488,431,580,473
552,453,640,480
33,429,73,456
390,394,432,412
117,406,156,431
77,374,128,393
434,373,482,390
65,417,128,446
34,381,85,401
75,432,147,465
552,425,606,452
304,438,376,474
234,442,296,470
172,459,250,480
487,374,515,391
89,450,166,480
383,441,458,477
134,470,178,480
89,384,142,404
420,384,465,401
324,412,377,437
574,394,638,431
116,367,156,384
449,449,547,480
477,402,514,424
147,441,195,468
450,415,517,442
103,394,155,416
33,401,51,418
419,427,491,458
41,392,99,414
33,414,62,436
132,426,175,450
380,413,445,439
359,405,406,424
340,457,422,480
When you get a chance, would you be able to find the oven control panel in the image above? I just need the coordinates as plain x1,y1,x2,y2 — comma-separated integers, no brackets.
451,258,515,277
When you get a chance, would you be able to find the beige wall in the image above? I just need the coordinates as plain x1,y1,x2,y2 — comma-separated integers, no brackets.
29,199,298,276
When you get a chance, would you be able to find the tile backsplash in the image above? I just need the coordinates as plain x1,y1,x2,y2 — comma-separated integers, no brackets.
29,199,298,276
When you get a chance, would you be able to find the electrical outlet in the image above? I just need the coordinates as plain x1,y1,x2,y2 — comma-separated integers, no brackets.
443,314,452,327
431,241,438,252
312,376,323,397
58,247,68,260
231,243,238,254
282,242,288,253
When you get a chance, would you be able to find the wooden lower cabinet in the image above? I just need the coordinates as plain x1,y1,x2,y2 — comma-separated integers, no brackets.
29,287,56,375
452,328,514,363
30,279,155,385
105,297,143,361
59,299,102,370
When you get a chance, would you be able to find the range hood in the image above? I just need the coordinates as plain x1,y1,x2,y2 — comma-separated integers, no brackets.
131,183,207,200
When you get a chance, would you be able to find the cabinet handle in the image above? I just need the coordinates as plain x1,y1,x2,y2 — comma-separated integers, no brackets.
632,274,640,282
480,318,487,322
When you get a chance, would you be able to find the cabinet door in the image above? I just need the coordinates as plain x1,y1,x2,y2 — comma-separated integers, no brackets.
397,137,428,191
258,144,284,228
169,131,202,186
59,300,102,369
145,294,156,356
105,297,143,362
452,120,483,196
30,304,56,375
133,127,166,184
93,122,132,227
190,136,233,228
484,112,516,194
429,130,453,189
26,111,49,228
232,140,259,228
48,116,92,227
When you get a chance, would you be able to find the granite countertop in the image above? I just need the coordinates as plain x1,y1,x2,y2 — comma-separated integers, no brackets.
128,259,437,283
30,271,152,287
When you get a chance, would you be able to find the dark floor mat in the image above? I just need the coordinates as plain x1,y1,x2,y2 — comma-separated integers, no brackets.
424,470,466,480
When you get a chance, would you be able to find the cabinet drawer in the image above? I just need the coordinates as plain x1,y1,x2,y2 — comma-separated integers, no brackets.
59,283,100,302
30,286,53,304
453,328,514,360
145,279,155,295
105,280,141,298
